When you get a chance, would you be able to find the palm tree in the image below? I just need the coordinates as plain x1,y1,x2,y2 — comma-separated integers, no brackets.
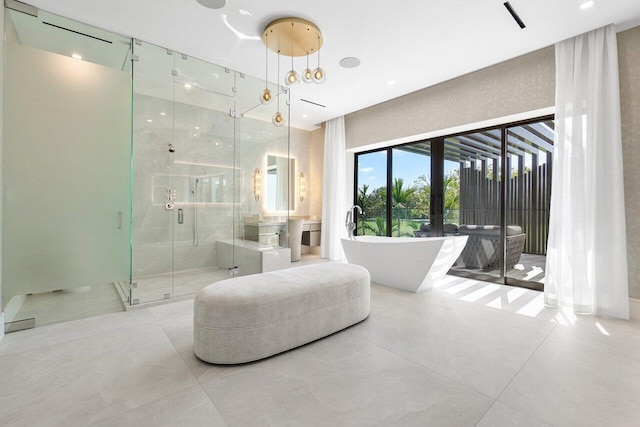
391,178,417,236
357,184,370,234
362,217,399,236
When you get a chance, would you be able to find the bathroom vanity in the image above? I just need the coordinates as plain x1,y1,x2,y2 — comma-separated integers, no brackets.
243,220,321,248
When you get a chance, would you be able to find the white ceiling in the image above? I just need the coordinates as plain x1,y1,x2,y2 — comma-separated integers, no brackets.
22,0,640,131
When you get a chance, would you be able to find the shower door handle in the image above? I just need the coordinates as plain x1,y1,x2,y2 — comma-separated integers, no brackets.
178,209,184,224
118,211,123,229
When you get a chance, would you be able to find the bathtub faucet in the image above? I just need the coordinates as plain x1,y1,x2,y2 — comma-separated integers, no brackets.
345,205,363,239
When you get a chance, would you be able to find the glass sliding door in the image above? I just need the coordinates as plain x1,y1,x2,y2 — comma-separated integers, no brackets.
391,143,431,237
356,151,388,236
504,120,554,289
445,129,503,281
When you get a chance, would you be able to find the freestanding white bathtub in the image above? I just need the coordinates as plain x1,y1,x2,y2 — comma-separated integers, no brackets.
341,235,468,292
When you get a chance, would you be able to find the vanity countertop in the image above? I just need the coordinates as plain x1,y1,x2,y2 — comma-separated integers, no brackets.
246,219,321,226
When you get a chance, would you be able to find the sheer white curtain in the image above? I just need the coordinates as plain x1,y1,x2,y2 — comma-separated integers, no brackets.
545,24,629,319
321,116,347,261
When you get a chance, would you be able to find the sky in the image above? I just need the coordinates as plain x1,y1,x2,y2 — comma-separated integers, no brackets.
357,149,459,191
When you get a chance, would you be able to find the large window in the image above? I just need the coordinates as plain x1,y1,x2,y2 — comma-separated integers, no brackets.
391,144,431,237
354,116,554,290
356,151,388,236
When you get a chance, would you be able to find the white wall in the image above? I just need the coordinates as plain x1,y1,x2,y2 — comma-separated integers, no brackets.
1,4,6,340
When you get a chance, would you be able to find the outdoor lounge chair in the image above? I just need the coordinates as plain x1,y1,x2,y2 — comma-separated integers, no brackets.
457,225,526,270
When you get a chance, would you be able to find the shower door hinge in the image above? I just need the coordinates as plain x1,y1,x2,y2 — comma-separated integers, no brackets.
228,266,239,276
181,53,188,60
232,86,237,93
134,39,142,46
171,69,178,77
166,49,173,55
131,55,139,62
229,108,243,119
130,282,138,289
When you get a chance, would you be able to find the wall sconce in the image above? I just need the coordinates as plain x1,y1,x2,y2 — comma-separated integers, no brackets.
299,172,306,201
254,168,262,201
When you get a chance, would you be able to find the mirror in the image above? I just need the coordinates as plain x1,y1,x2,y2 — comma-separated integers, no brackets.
266,155,294,211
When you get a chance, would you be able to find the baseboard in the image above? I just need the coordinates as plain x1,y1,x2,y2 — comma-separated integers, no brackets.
3,294,26,323
630,298,640,320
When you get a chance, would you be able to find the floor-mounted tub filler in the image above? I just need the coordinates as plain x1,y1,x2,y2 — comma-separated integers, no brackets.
341,235,469,292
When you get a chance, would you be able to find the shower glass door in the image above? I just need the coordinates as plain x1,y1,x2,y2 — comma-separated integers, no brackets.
131,40,290,305
171,53,236,297
131,41,176,304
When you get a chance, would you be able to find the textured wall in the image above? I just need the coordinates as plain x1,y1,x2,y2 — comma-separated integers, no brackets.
1,4,5,326
618,26,640,299
345,46,555,150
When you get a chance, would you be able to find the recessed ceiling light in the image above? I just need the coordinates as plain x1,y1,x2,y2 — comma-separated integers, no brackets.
195,126,200,129
580,0,594,9
339,57,361,68
387,80,396,86
196,0,226,10
160,112,166,116
302,114,308,118
147,119,153,123
71,53,82,60
184,83,192,89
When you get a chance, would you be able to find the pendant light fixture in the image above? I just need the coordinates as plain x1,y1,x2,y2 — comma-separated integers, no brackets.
285,23,300,86
272,52,285,127
262,17,324,125
302,53,313,83
312,36,326,84
260,33,272,104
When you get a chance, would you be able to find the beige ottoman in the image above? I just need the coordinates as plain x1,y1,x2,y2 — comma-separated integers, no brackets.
193,263,370,364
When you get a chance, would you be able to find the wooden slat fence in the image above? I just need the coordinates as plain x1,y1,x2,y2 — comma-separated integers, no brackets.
460,161,551,255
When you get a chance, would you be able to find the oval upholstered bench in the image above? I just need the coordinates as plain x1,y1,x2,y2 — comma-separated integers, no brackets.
193,263,370,364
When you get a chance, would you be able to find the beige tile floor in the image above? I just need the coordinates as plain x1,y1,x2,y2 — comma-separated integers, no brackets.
1,273,640,426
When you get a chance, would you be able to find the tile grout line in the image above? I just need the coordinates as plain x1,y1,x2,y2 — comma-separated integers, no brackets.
352,326,498,402
489,320,558,425
198,379,233,426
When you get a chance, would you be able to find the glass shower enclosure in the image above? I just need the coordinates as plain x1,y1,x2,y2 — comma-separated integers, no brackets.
129,41,290,305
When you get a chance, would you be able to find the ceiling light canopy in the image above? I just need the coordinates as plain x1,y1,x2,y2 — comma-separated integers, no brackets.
262,17,326,86
261,17,326,126
196,0,226,10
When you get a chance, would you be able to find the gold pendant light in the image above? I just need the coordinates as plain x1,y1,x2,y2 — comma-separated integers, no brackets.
272,52,285,127
262,17,324,124
302,53,313,84
284,23,299,86
312,36,326,84
260,33,272,104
